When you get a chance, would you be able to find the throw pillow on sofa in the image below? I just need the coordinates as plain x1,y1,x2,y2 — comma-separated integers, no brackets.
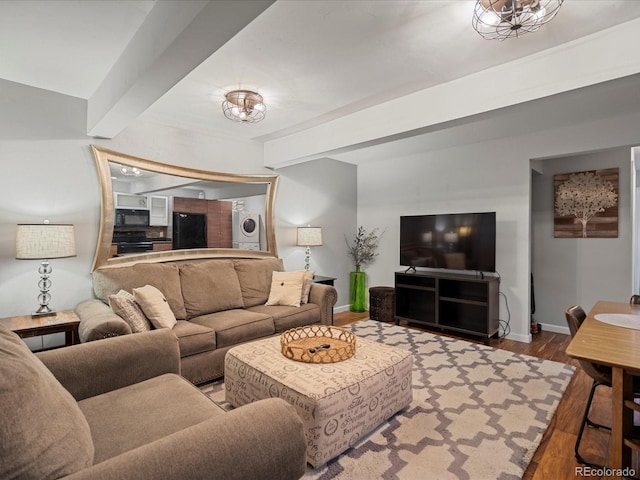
265,271,307,307
108,289,152,333
301,270,314,304
92,262,187,319
133,285,177,329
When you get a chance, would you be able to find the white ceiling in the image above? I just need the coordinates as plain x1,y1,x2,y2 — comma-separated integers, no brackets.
3,0,640,165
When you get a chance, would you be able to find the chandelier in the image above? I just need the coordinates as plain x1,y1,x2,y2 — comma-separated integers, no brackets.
222,90,267,123
472,0,563,40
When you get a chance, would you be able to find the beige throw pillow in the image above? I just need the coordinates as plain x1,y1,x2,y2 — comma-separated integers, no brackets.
133,285,177,329
265,271,306,307
108,289,151,333
301,270,314,304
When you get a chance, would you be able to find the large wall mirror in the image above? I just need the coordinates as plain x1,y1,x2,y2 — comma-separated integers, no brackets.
91,145,279,271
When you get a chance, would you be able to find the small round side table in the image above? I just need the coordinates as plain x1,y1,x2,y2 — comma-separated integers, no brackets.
369,286,395,322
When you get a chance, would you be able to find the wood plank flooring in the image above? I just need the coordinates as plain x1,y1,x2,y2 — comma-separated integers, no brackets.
334,311,630,480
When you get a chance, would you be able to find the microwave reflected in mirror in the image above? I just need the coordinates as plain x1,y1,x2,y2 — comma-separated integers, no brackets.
115,209,150,227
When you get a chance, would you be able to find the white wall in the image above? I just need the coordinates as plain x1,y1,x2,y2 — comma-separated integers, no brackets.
355,105,640,342
0,140,100,322
275,158,357,310
531,148,633,332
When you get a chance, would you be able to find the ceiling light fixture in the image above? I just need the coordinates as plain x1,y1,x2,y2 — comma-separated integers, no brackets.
472,0,563,40
120,166,142,177
222,90,266,123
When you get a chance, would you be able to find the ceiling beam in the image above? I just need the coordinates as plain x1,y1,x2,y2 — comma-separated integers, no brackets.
87,0,274,139
263,18,640,168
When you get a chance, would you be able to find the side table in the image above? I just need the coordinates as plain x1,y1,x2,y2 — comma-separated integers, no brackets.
0,310,80,350
313,275,336,286
369,286,395,322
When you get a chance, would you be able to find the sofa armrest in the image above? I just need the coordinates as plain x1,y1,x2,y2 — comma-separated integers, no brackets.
308,283,337,325
36,329,180,401
63,398,307,480
75,298,132,342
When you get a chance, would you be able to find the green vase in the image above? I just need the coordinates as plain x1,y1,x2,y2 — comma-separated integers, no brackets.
349,267,366,312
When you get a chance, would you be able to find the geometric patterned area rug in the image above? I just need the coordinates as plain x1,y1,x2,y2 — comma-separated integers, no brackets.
201,320,575,480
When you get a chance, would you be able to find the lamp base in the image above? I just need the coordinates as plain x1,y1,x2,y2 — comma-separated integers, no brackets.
33,261,55,317
32,305,56,317
304,246,311,271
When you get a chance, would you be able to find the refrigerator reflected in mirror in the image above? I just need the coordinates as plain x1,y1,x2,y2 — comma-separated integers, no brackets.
173,212,207,249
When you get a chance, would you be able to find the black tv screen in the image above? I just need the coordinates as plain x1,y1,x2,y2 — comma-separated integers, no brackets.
400,212,496,272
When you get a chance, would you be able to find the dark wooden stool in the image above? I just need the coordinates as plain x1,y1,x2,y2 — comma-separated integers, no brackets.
369,286,395,322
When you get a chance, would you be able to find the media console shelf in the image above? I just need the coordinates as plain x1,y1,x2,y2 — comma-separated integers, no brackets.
395,270,499,345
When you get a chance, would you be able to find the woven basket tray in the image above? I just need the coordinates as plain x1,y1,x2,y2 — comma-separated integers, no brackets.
280,325,356,363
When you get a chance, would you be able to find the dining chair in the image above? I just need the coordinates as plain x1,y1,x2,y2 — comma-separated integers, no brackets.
630,295,640,305
565,305,614,468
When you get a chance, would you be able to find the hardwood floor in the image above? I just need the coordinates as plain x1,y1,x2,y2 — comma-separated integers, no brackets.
333,311,627,480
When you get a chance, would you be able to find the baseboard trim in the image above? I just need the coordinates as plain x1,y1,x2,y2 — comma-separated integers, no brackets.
502,331,532,343
537,322,570,335
331,307,571,341
334,305,351,313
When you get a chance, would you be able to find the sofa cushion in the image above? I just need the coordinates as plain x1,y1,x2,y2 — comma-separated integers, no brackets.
78,373,223,464
0,325,94,479
173,320,216,357
133,285,178,329
265,270,306,307
191,310,275,348
234,257,284,308
247,303,321,332
108,290,151,333
180,260,244,318
93,263,187,320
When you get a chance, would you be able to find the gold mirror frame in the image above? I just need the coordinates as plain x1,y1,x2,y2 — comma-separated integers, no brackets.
91,145,279,271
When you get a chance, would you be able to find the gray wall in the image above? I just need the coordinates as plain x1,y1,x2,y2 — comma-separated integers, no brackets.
531,148,633,331
356,141,531,341
275,158,357,310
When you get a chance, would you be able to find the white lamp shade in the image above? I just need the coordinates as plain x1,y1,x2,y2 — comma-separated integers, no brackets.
16,224,77,259
296,227,323,247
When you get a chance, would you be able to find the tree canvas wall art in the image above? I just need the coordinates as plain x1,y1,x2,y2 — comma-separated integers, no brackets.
554,168,618,238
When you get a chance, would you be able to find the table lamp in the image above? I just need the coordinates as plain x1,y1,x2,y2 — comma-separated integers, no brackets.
16,222,77,316
296,226,323,271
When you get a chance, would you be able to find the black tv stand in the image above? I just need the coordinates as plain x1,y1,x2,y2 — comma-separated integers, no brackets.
395,270,499,345
404,266,417,273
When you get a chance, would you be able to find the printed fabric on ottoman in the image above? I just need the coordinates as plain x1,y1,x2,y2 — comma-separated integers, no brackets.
225,335,413,467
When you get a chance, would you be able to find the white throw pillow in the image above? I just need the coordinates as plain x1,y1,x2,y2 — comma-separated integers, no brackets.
265,271,306,307
133,285,177,329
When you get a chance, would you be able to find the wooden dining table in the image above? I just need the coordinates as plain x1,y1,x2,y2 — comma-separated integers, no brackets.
566,300,640,471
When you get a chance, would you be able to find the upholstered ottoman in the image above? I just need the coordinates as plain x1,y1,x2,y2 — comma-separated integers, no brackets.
224,335,413,467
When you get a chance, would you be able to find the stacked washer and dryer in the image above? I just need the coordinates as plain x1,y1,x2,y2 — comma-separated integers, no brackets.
232,211,261,250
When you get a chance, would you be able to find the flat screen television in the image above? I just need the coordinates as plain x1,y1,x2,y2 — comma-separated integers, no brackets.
400,212,496,273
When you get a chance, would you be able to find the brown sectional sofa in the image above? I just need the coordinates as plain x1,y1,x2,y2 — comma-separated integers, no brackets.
75,257,338,385
0,325,306,479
